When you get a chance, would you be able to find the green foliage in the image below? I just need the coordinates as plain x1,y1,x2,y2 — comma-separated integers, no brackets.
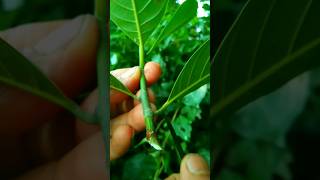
147,0,198,53
110,0,210,178
110,0,168,45
173,85,208,141
212,0,320,119
157,40,210,113
213,0,320,179
122,153,157,180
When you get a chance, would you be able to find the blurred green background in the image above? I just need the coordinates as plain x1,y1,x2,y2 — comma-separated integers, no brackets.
213,0,320,180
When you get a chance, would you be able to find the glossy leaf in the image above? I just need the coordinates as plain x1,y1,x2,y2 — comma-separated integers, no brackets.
110,0,168,45
212,0,320,119
147,0,198,54
157,40,210,113
110,73,137,99
0,38,96,123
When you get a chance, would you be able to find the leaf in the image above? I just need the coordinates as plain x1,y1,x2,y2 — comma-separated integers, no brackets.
157,40,210,113
110,0,168,45
0,38,96,123
183,84,208,106
147,0,198,53
110,74,137,99
172,115,192,141
212,0,320,119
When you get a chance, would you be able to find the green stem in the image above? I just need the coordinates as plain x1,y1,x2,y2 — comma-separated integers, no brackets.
153,157,164,180
166,118,183,163
166,108,184,163
131,0,161,150
95,0,109,170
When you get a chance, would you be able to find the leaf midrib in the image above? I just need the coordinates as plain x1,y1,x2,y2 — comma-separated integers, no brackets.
131,0,143,45
110,85,137,99
212,36,320,117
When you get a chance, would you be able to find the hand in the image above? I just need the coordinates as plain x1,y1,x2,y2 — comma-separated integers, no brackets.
0,14,160,179
77,62,161,160
166,154,210,180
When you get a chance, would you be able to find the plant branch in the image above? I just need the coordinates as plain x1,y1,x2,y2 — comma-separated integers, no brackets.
166,109,184,163
131,0,161,150
95,0,109,170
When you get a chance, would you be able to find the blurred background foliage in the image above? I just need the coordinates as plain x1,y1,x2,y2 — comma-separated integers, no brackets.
0,0,210,179
214,0,320,180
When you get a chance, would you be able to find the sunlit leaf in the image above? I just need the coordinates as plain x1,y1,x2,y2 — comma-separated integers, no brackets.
173,115,192,141
147,0,198,53
110,74,137,99
110,0,168,45
157,40,210,113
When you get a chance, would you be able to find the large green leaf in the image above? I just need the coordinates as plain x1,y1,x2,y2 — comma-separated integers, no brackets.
110,73,137,99
212,0,320,119
110,0,168,45
157,40,210,113
0,38,96,123
147,0,198,54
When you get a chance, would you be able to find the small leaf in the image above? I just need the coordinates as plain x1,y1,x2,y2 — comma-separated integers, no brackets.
183,84,208,106
110,74,137,99
0,38,96,123
173,116,192,141
147,0,198,53
157,40,210,113
110,0,168,45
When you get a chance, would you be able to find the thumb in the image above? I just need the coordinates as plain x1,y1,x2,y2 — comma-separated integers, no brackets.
180,154,210,180
0,15,98,135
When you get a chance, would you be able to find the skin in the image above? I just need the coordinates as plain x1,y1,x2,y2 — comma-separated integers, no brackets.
0,15,210,179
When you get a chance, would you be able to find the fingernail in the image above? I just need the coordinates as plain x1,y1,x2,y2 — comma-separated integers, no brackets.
186,154,210,175
119,67,139,82
34,15,88,55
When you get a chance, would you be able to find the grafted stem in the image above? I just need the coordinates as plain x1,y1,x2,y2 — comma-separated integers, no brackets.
131,0,161,150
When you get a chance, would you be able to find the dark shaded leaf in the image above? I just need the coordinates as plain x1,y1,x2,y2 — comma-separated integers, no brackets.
0,38,96,123
122,153,157,180
212,0,320,119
